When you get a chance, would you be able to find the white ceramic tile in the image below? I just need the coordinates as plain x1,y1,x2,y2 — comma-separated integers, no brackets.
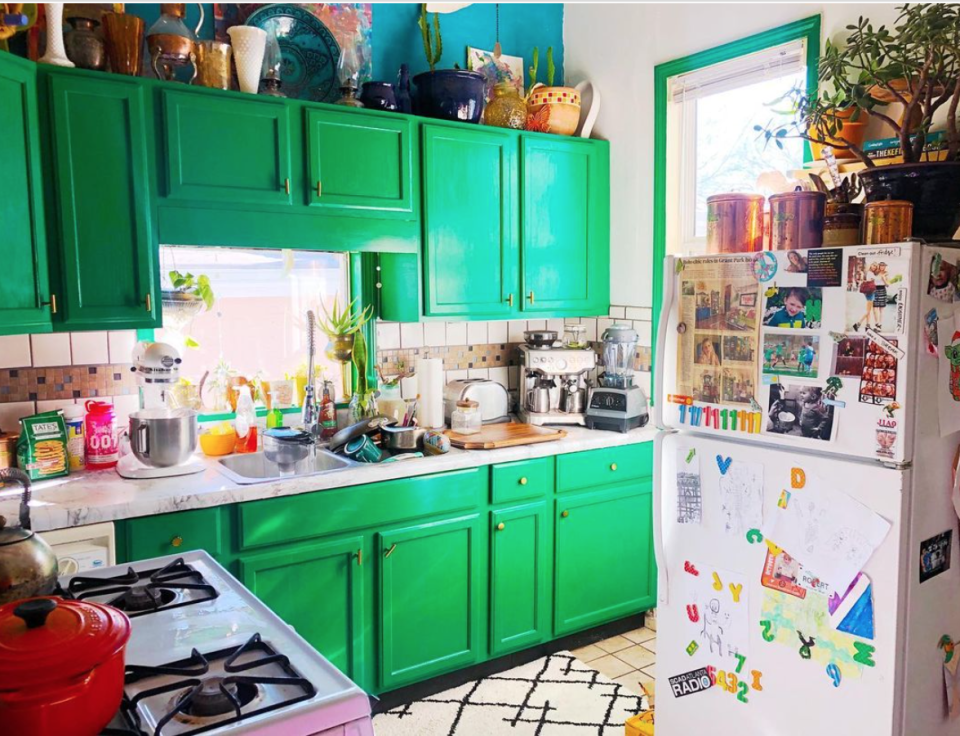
546,318,565,334
107,331,138,364
466,321,487,346
635,371,652,395
579,318,598,342
399,322,424,349
634,320,653,346
508,321,528,343
445,321,467,346
399,375,418,399
508,365,520,390
489,366,509,389
70,331,109,365
31,333,71,367
487,320,508,344
526,319,546,331
422,321,447,348
376,322,401,351
609,305,626,319
625,306,648,321
597,317,615,337
635,307,653,321
111,393,141,420
0,401,36,433
446,368,468,382
0,335,32,369
467,367,489,379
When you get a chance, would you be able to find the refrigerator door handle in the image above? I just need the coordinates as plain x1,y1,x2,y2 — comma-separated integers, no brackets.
653,431,669,605
653,255,676,429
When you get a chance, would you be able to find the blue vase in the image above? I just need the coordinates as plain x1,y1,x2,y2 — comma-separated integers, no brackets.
396,64,413,114
360,82,398,111
413,70,486,124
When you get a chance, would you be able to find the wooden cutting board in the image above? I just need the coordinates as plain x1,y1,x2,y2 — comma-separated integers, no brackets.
444,422,567,449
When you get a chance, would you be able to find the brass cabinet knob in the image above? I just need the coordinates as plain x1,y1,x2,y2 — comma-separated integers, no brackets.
527,291,535,304
145,293,152,312
355,549,363,566
171,535,183,548
317,181,322,197
284,177,291,195
561,510,569,518
507,293,514,307
384,543,398,559
519,477,528,486
496,522,506,531
43,294,58,314
610,463,618,471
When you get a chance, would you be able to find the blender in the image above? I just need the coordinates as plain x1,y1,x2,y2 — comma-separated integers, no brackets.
585,323,649,432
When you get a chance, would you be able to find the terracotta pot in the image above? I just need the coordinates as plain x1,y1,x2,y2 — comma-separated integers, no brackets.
526,85,581,136
809,109,869,160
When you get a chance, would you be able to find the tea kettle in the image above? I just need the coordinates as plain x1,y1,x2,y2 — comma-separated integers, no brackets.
0,468,58,606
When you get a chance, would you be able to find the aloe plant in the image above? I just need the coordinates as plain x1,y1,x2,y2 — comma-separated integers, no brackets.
418,3,443,72
317,295,373,339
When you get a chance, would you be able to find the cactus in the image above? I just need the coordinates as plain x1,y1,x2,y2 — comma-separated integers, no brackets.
418,4,442,72
527,47,539,94
546,46,555,87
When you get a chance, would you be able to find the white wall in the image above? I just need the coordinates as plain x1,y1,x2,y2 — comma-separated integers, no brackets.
563,2,903,310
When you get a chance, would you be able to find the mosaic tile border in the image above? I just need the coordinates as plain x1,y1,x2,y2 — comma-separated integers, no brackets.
0,364,138,403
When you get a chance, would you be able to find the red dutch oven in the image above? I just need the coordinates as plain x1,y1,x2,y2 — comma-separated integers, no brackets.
0,596,131,736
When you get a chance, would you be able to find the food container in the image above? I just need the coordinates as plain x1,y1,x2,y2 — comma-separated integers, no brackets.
563,324,588,349
443,379,510,425
0,433,17,470
706,193,764,253
128,408,199,468
768,188,826,250
0,597,131,736
863,199,913,244
823,212,862,246
84,401,118,469
451,400,482,435
62,404,86,471
382,424,425,452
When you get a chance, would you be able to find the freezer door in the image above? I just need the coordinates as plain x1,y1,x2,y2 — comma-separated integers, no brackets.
656,244,921,464
655,431,907,736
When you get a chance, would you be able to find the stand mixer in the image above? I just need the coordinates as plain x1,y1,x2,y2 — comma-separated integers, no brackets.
518,344,596,426
116,341,204,479
585,323,649,432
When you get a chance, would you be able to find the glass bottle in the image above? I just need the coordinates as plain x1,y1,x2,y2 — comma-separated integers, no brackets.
451,400,481,435
483,82,527,130
320,382,337,440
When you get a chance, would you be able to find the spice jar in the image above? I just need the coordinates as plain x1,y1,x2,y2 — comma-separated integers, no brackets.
768,188,826,250
451,400,481,435
705,194,764,253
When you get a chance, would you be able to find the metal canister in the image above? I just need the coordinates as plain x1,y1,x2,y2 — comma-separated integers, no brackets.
706,194,764,253
768,188,826,250
863,199,913,244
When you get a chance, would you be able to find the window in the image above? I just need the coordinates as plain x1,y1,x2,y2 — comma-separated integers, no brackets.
667,39,808,253
157,246,350,411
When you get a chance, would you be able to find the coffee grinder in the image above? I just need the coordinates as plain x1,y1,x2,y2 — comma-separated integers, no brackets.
585,324,649,432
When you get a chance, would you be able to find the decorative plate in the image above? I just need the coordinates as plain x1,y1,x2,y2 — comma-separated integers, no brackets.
245,4,341,103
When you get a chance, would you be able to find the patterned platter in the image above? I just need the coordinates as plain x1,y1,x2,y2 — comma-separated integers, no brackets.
246,4,341,103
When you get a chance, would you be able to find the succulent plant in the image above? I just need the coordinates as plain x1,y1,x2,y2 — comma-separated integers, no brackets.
418,4,443,72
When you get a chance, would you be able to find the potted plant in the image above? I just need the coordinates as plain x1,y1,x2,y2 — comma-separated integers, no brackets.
413,4,485,123
318,295,373,401
762,3,960,239
525,46,581,136
162,270,215,346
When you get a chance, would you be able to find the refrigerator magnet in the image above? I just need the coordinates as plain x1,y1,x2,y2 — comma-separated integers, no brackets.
920,530,953,583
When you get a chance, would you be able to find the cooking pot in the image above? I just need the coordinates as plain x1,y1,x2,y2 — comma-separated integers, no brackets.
0,597,131,735
128,407,198,468
0,468,58,606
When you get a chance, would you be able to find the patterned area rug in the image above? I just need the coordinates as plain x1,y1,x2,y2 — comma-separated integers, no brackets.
373,651,650,735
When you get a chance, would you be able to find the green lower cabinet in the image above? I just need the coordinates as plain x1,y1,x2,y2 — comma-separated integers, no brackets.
554,482,654,637
239,536,365,683
123,507,223,562
378,514,483,691
490,502,550,657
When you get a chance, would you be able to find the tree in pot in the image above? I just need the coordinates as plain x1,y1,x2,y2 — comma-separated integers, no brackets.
413,4,485,123
762,3,960,239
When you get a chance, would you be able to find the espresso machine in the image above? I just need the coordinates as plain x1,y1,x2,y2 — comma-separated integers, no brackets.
585,323,649,432
518,344,596,426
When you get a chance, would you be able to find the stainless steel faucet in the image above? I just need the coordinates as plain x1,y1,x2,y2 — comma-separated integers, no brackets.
301,310,320,438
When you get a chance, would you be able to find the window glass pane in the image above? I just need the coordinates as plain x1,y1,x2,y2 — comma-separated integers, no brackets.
693,70,805,237
157,246,349,410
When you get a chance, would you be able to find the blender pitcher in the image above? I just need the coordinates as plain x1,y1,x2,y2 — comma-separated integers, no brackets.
600,323,639,389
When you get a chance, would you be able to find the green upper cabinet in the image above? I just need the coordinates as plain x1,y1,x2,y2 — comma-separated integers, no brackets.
378,513,483,690
520,137,610,316
421,125,518,318
554,482,655,637
306,109,415,219
44,70,158,330
161,89,292,206
0,53,51,336
239,536,365,683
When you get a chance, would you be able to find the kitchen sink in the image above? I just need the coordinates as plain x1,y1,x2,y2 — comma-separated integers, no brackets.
215,449,357,484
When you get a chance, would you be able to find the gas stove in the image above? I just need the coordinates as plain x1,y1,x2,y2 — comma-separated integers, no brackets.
59,551,373,736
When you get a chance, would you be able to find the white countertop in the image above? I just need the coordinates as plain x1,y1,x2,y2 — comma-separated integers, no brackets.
0,424,658,532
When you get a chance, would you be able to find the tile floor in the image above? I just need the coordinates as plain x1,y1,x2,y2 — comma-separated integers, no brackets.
570,626,656,697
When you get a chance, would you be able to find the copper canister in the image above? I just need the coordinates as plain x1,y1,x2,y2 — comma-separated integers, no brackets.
863,199,913,244
706,194,765,253
768,188,826,250
823,213,862,246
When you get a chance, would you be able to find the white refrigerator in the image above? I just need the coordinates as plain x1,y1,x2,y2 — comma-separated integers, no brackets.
653,241,960,735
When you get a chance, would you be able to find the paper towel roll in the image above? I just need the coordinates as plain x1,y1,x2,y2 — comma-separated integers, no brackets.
416,358,444,428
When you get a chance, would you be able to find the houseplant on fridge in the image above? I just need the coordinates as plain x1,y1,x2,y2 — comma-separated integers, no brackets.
413,4,485,123
762,3,960,240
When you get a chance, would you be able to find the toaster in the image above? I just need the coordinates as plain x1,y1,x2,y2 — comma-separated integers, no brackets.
443,379,510,425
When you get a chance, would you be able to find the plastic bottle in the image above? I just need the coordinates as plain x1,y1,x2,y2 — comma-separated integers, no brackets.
62,404,86,471
234,385,258,454
84,400,118,469
266,407,284,429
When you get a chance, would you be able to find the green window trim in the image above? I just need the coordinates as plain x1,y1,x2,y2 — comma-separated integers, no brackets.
651,15,822,381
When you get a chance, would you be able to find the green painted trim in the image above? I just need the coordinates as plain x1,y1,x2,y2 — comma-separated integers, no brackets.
135,328,154,342
198,406,301,423
651,15,822,383
351,252,378,391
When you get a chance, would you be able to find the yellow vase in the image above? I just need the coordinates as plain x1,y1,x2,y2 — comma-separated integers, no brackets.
484,82,527,130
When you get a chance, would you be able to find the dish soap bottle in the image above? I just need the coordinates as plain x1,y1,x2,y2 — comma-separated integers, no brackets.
234,385,258,453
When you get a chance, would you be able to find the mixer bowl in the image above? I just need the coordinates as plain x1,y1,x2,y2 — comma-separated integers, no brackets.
129,408,198,468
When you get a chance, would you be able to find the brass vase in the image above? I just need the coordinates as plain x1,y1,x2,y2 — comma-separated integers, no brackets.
484,82,526,130
195,40,232,89
325,334,356,399
102,11,144,76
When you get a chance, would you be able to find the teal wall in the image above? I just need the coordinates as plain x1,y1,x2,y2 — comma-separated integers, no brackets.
125,4,563,85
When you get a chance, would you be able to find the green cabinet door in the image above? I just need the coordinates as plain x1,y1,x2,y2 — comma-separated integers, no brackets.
162,90,292,205
239,536,365,683
422,125,518,318
306,109,415,218
520,137,610,316
46,72,158,330
378,514,483,690
490,502,550,657
0,53,51,336
554,482,654,637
